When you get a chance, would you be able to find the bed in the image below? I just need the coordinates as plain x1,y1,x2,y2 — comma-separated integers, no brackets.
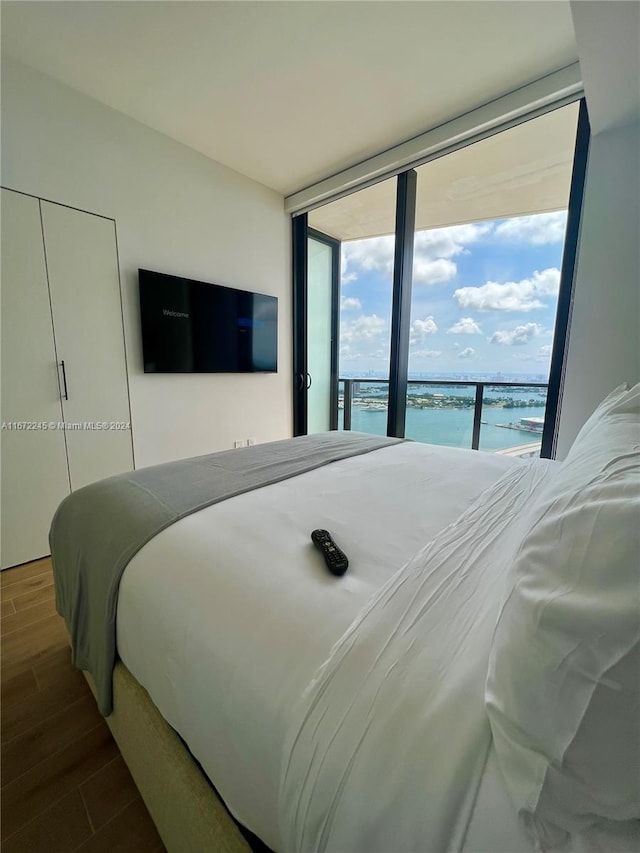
50,384,640,853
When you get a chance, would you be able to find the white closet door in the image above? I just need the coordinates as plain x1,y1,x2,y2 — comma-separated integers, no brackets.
1,190,71,569
40,202,133,490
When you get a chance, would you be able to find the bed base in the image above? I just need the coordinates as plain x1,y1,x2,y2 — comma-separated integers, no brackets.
84,663,252,853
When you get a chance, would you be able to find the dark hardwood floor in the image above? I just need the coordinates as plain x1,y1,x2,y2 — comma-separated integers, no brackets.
1,558,166,852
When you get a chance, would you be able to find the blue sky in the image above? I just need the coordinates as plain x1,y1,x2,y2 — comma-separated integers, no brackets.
339,210,567,378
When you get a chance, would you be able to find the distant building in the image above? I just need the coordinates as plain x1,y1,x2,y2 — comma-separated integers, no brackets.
519,416,545,432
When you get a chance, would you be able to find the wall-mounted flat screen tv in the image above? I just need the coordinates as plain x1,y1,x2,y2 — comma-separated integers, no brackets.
139,269,278,373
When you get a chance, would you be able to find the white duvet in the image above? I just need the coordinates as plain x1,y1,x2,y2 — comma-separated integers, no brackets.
279,458,554,852
116,441,543,851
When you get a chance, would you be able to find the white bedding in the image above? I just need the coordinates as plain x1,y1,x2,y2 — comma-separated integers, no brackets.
116,438,640,853
279,457,555,852
117,441,525,850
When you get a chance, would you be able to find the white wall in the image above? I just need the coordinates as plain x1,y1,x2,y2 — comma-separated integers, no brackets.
570,1,640,136
1,57,291,468
556,118,639,458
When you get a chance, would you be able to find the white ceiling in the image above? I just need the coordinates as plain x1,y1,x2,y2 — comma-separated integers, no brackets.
1,1,578,196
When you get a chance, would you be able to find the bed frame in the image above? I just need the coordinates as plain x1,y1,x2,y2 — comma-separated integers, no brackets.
85,663,253,853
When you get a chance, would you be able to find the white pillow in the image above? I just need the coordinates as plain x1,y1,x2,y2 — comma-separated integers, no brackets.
486,382,640,847
565,381,630,447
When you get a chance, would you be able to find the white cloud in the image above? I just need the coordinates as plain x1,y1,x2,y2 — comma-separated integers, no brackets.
536,344,553,360
410,315,438,345
340,314,386,344
412,223,491,285
494,211,567,245
416,222,492,255
340,345,373,361
341,271,357,285
413,257,457,284
454,268,560,312
412,316,438,336
342,235,395,280
341,222,491,287
458,347,475,359
340,296,361,311
490,323,544,346
447,317,482,335
411,349,442,359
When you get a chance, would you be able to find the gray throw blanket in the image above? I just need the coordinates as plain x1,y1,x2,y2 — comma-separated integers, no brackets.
50,431,401,715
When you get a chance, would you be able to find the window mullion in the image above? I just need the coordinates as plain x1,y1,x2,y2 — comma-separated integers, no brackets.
541,99,591,459
387,169,417,438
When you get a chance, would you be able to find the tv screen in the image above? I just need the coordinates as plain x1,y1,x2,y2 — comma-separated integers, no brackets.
139,269,278,373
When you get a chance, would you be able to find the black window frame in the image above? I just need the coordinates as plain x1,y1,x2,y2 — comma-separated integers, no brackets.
292,98,591,458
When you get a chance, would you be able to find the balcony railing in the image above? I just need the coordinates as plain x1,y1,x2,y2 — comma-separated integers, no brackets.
339,378,548,453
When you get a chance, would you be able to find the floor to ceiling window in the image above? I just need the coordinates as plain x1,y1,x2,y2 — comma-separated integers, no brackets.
403,103,578,455
298,100,589,458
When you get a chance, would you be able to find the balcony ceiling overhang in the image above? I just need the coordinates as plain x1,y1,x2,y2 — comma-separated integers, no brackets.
308,102,579,241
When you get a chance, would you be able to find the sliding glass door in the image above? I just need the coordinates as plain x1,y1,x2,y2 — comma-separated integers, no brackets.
307,231,339,433
292,224,339,435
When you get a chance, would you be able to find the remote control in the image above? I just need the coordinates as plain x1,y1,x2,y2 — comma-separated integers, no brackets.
311,529,349,576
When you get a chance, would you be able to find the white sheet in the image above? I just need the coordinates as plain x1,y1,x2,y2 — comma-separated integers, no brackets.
279,459,555,852
464,745,640,853
117,441,520,851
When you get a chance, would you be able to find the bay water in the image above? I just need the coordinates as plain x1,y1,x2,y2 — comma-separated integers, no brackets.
341,383,547,453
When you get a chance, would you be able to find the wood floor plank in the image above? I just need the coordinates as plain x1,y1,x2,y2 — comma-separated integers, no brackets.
80,756,140,832
32,644,76,691
1,721,119,839
1,641,71,690
11,581,56,612
1,597,16,617
1,789,93,853
1,558,52,588
1,613,69,670
0,571,54,603
0,669,38,710
2,598,58,636
1,666,88,742
75,796,164,853
2,694,103,786
0,657,33,688
0,556,166,852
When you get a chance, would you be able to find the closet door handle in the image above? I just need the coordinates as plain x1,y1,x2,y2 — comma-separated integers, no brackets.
306,373,312,390
60,360,69,401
